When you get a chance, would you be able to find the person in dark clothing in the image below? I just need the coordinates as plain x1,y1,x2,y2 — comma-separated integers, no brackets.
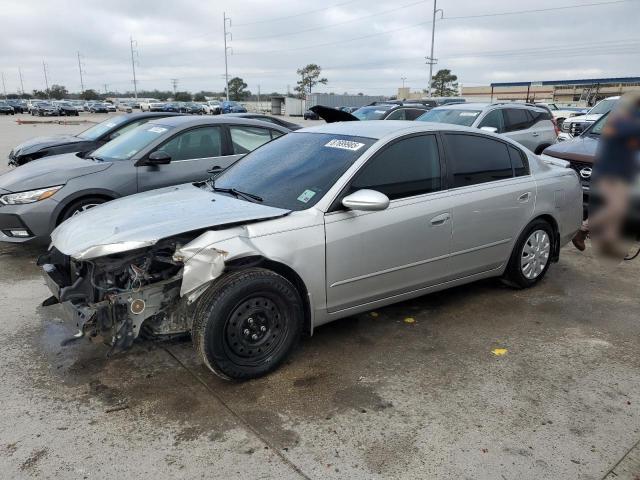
573,93,640,256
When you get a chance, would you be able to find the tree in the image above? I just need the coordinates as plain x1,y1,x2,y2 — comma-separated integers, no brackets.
294,64,327,98
174,91,192,102
431,69,458,97
80,89,100,100
32,89,47,98
49,84,68,100
228,77,250,101
193,92,206,102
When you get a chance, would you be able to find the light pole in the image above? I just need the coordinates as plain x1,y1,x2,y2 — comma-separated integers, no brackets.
77,51,85,94
223,12,232,101
18,68,25,97
130,36,138,99
1,72,7,99
401,76,407,89
426,0,443,97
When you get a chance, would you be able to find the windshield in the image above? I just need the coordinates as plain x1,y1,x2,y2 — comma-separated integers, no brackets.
587,112,609,136
352,105,394,120
90,123,173,161
416,108,481,126
589,99,617,115
213,132,376,210
77,115,132,140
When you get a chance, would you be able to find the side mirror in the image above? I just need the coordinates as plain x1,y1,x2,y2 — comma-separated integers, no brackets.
146,150,172,165
480,126,498,133
342,189,390,212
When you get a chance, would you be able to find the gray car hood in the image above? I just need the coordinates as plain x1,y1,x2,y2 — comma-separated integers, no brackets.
0,153,112,192
13,135,85,156
51,183,291,259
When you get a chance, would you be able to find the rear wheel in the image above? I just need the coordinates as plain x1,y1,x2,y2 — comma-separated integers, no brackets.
502,219,554,289
58,197,107,224
192,268,303,380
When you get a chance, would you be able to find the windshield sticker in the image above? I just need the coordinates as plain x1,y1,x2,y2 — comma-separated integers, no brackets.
148,126,167,134
297,189,317,204
459,112,480,117
324,139,365,151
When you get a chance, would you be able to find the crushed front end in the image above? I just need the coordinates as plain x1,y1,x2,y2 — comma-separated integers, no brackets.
38,238,193,353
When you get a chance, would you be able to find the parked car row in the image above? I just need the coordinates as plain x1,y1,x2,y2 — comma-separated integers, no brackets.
1,101,583,380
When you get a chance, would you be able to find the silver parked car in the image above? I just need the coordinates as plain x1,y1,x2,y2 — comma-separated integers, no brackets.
417,102,558,154
0,116,289,243
39,121,582,380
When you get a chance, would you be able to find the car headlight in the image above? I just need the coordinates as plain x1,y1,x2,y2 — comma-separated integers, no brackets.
0,185,63,205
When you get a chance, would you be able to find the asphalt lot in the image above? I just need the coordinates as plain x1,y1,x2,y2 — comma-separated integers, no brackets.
0,113,639,480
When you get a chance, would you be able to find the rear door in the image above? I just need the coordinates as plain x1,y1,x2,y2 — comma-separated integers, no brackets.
503,108,536,150
325,134,452,312
442,133,535,279
136,125,229,191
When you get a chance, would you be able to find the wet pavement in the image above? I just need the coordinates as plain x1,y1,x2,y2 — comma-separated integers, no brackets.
0,114,639,479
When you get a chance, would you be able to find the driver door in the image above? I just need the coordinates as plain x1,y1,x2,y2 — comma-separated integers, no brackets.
136,126,233,192
324,134,452,313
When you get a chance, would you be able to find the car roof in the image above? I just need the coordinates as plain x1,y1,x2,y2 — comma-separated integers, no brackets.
149,115,291,131
431,102,548,112
297,120,477,140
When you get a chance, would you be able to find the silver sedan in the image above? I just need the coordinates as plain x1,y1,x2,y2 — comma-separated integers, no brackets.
40,121,583,380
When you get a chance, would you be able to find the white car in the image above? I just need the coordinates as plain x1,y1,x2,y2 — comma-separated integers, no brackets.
559,96,619,140
537,103,586,128
139,100,161,112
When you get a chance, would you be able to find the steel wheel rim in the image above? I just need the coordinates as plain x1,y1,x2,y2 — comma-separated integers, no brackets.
223,294,288,366
521,229,551,280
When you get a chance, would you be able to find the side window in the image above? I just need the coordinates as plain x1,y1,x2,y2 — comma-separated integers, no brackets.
504,108,533,132
405,109,428,120
160,126,222,161
230,126,273,154
350,135,441,200
529,109,551,124
270,129,285,139
508,145,530,177
478,109,505,133
385,109,406,120
445,134,513,188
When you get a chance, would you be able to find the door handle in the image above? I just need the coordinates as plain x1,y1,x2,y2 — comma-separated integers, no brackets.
532,132,539,137
518,192,531,202
430,213,451,226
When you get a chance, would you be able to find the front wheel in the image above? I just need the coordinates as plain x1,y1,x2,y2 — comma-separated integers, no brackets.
58,197,107,224
502,219,554,289
192,268,303,380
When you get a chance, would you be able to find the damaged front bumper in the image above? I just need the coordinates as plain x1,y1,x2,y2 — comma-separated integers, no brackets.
38,240,233,352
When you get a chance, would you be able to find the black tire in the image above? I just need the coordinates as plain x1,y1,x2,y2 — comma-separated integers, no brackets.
502,219,555,289
192,268,303,380
58,197,107,224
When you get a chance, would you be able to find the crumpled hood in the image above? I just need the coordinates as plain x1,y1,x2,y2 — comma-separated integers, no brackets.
543,135,598,164
0,153,112,192
12,135,85,156
51,183,291,259
310,105,359,123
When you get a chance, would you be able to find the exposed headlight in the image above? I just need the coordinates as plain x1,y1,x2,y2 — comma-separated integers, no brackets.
0,185,63,205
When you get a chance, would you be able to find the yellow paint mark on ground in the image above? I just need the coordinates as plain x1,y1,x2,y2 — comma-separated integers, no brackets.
404,317,416,324
491,348,508,356
370,312,379,318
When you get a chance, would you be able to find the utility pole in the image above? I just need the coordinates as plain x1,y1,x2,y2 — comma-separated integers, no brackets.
223,12,232,101
130,36,138,99
77,51,85,94
18,68,25,97
426,0,443,97
104,84,109,95
401,76,407,89
1,73,7,99
257,84,261,112
42,60,50,98
171,78,178,97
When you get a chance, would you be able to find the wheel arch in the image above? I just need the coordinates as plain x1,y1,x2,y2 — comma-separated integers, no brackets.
224,255,313,337
52,190,120,228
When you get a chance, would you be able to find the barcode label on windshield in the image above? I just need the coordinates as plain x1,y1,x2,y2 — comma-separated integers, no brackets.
325,139,365,151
